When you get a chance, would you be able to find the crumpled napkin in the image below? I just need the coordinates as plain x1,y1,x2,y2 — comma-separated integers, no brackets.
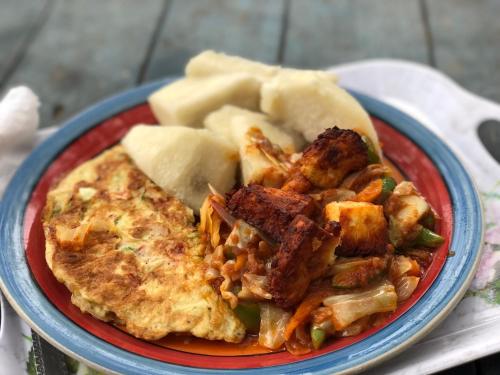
0,86,41,196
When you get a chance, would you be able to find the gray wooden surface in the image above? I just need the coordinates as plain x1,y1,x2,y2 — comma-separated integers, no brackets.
1,0,499,374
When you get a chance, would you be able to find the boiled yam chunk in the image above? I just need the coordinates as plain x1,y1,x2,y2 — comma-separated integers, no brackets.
204,105,304,186
186,50,279,80
148,74,260,127
260,70,382,156
186,50,337,84
122,125,237,211
204,105,302,153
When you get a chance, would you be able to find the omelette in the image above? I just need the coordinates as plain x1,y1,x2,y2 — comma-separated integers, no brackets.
42,146,245,342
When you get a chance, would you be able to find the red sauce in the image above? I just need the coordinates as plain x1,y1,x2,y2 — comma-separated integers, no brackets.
156,334,277,356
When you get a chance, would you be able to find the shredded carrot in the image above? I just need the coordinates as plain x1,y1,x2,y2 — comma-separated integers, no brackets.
354,178,383,202
284,290,333,340
234,253,247,272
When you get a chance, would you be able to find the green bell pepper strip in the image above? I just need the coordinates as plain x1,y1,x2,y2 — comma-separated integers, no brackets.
414,227,444,248
234,303,261,333
379,176,396,202
362,136,380,164
310,326,326,349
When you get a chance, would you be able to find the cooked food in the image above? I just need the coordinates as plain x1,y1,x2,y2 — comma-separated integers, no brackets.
260,69,382,156
324,201,388,256
204,105,303,186
204,105,302,153
45,50,446,356
269,216,340,308
296,127,369,189
227,185,317,243
43,146,245,342
148,73,260,126
122,125,237,211
200,127,443,355
186,50,338,84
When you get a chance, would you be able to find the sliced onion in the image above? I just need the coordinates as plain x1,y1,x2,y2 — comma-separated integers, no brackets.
258,304,291,350
395,276,420,302
210,198,236,227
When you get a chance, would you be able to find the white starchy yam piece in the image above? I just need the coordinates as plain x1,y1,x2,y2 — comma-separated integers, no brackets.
186,50,279,80
204,105,296,185
148,74,260,127
204,105,302,153
186,50,337,83
260,70,382,156
204,105,267,144
122,125,237,212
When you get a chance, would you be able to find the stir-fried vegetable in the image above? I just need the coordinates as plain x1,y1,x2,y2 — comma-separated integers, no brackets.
259,303,291,349
385,182,432,248
196,124,443,355
389,256,421,302
354,176,395,203
414,227,444,248
284,289,334,340
362,135,381,164
323,282,398,330
234,302,261,333
199,194,226,248
379,176,396,202
404,248,433,268
331,257,388,289
335,316,372,337
394,276,420,302
389,255,420,279
310,326,326,349
354,178,383,202
238,273,272,300
420,211,436,229
341,164,391,192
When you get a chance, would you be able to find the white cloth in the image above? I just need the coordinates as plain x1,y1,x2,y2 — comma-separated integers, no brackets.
1,61,500,374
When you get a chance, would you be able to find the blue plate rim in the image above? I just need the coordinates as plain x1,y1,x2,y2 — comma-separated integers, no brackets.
0,78,484,375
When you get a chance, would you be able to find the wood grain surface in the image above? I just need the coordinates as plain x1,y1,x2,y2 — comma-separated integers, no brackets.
427,0,500,103
145,0,285,80
283,0,430,67
2,0,163,127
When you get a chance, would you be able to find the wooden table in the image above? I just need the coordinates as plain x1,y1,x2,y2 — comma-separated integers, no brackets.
1,0,499,374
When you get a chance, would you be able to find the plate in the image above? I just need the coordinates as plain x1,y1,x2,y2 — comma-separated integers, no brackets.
0,78,483,374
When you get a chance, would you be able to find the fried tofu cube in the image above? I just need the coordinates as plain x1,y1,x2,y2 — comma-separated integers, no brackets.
269,215,340,308
148,74,260,127
324,201,387,256
227,185,317,242
122,125,237,212
299,127,368,189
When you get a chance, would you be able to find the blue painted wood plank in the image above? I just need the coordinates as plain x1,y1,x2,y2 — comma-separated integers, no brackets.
0,0,48,86
4,0,165,128
427,0,500,103
145,0,286,80
283,0,429,68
